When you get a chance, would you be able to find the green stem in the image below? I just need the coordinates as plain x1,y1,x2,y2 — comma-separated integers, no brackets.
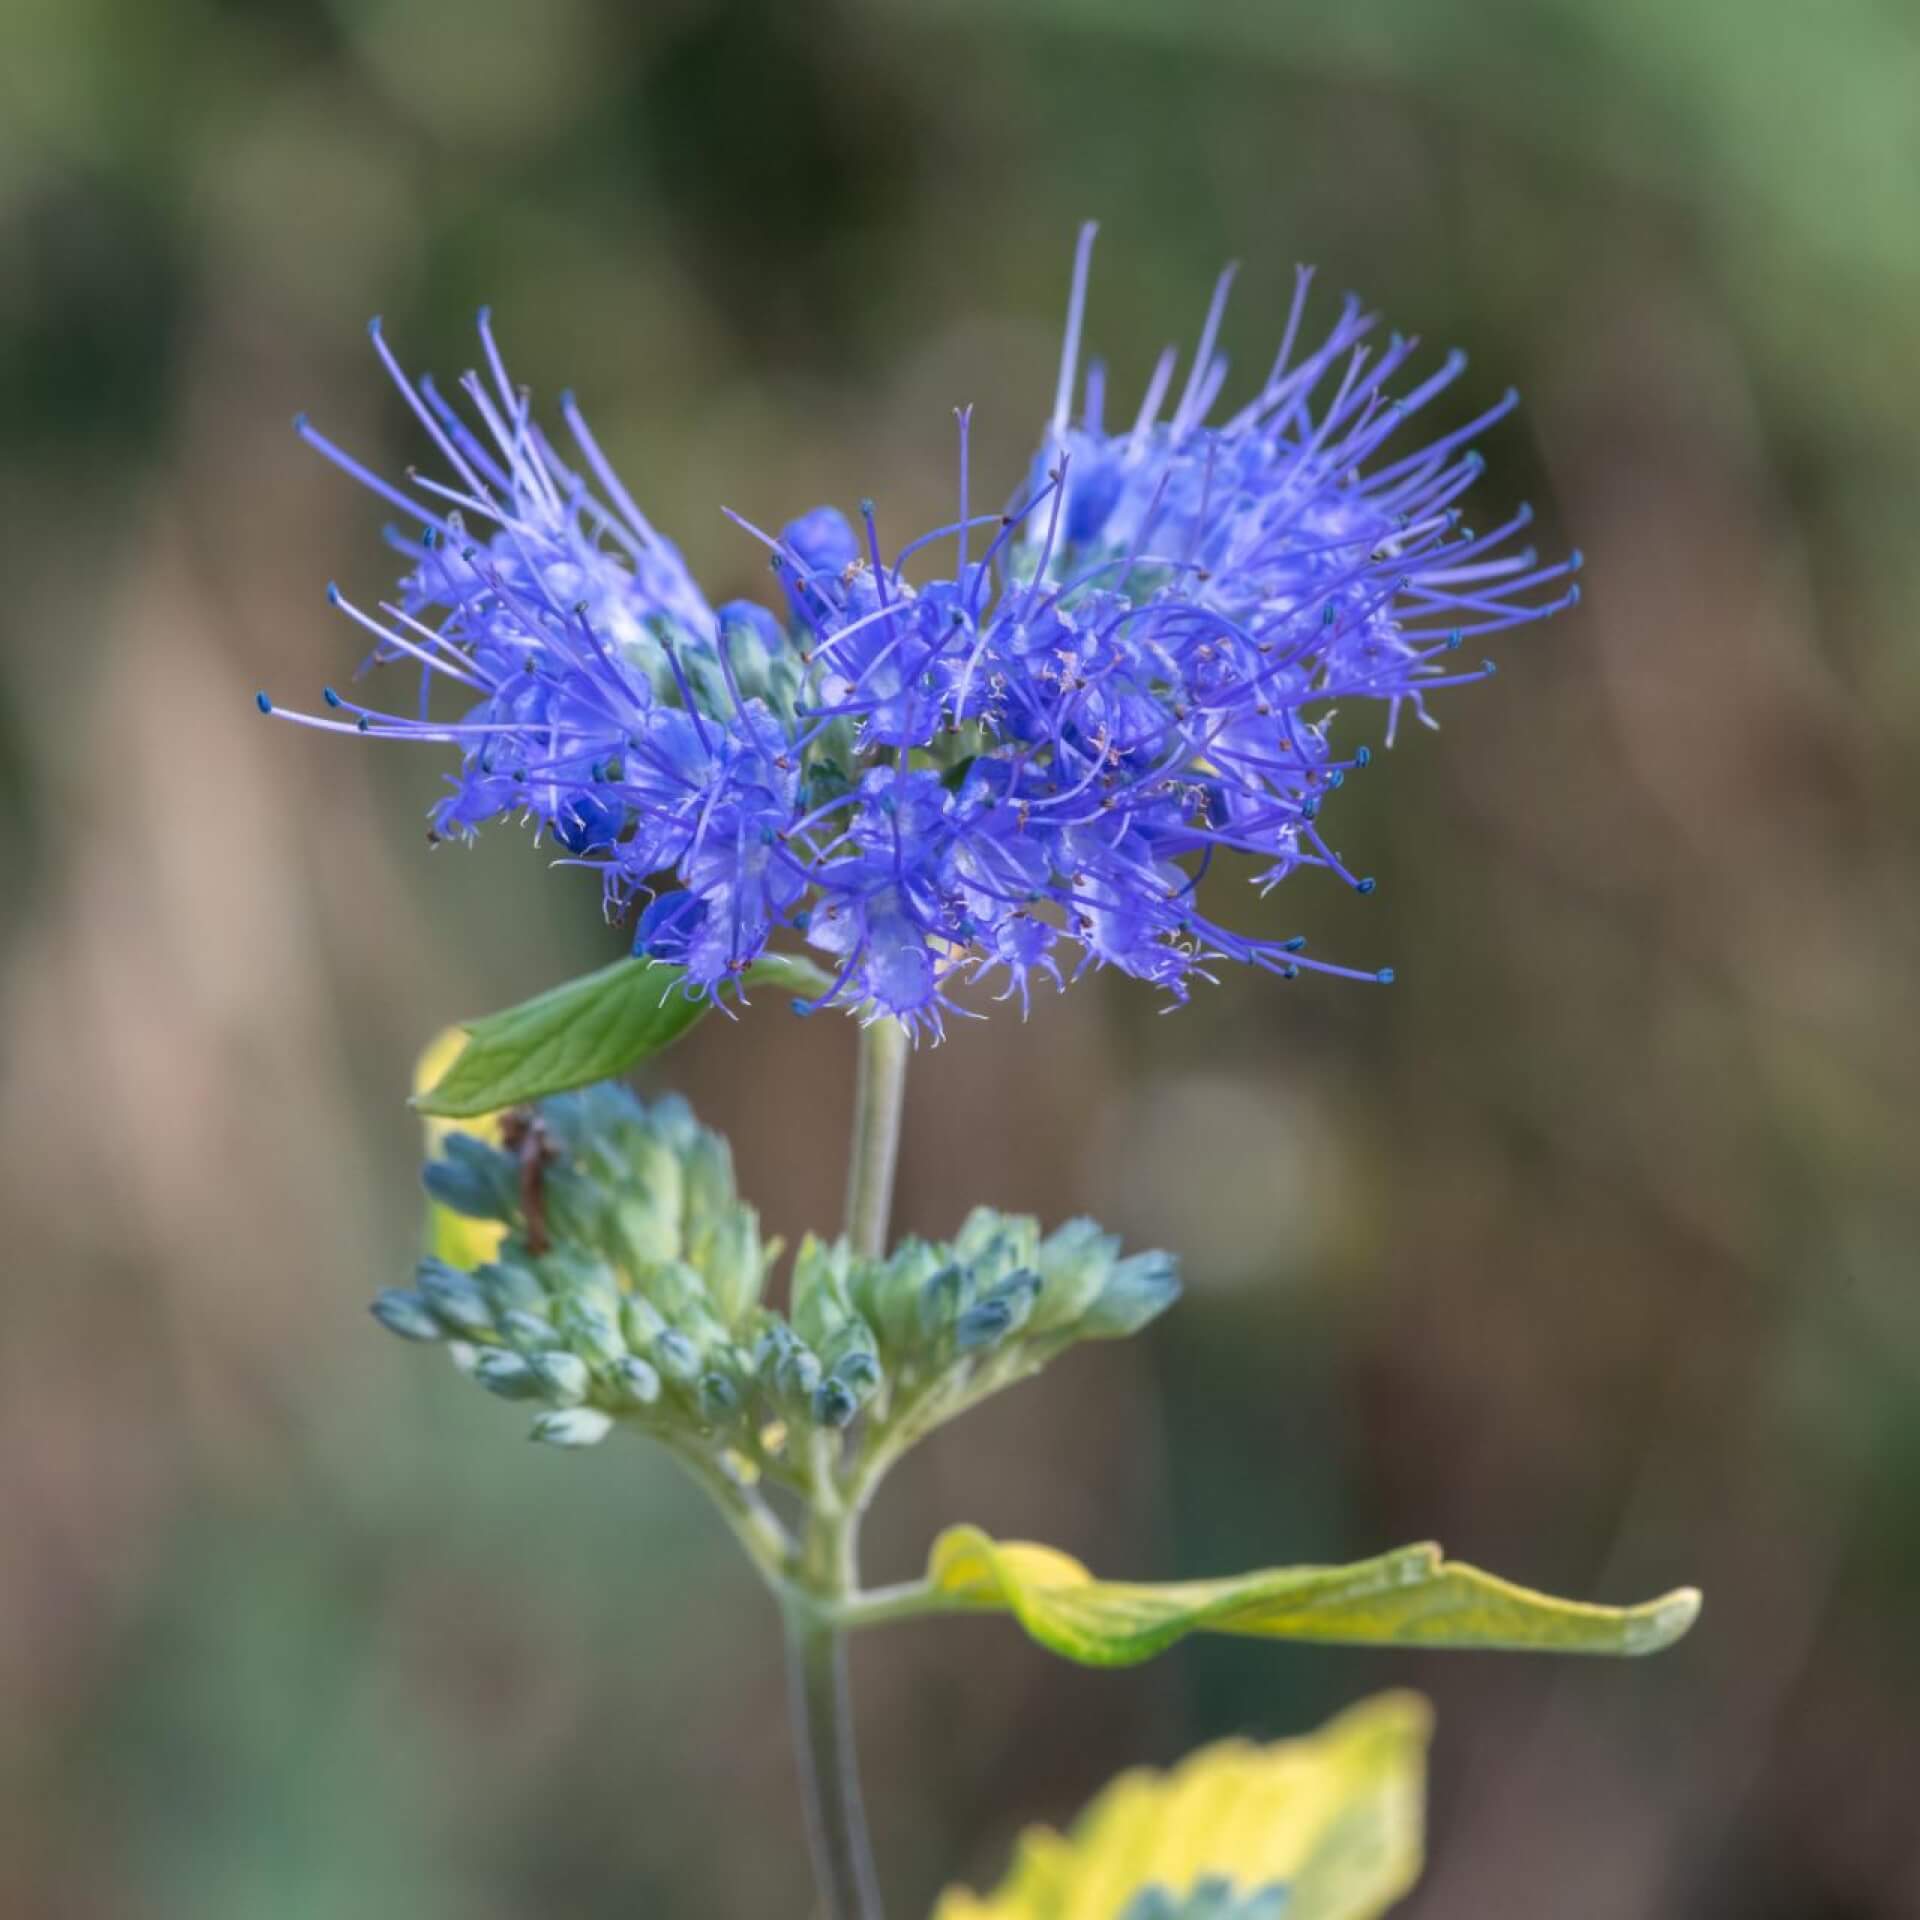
832,1578,949,1631
784,1018,910,1920
843,1017,910,1260
785,1508,884,1920
668,1446,796,1587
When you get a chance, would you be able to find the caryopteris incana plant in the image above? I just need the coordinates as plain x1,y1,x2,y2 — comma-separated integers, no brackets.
269,226,1689,1920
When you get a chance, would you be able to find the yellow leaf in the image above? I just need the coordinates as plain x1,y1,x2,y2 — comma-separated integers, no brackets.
924,1526,1700,1665
415,1027,506,1270
932,1692,1431,1920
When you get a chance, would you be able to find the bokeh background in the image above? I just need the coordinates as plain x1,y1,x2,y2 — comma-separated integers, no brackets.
5,2,1920,1915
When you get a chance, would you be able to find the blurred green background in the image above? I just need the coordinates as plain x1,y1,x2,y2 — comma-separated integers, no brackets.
4,2,1919,1915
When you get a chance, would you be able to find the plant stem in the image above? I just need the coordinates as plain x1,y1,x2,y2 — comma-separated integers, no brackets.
831,1577,948,1632
668,1446,796,1587
785,1507,884,1920
843,1016,910,1259
784,1018,909,1920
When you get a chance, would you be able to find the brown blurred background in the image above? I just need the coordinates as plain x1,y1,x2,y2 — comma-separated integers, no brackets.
4,2,1919,1915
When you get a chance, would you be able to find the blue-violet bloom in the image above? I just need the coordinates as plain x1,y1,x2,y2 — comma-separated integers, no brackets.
263,228,1579,1037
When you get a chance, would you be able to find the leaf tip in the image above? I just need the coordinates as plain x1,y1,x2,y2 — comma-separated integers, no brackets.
408,1074,474,1119
1626,1584,1703,1655
410,1026,476,1114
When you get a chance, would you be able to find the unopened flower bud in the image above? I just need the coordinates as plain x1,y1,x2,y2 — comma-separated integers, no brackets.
416,1259,495,1335
1236,1890,1289,1920
955,1296,1013,1352
954,1204,1038,1280
529,1407,613,1448
681,1133,737,1235
777,1346,824,1401
1118,1883,1283,1920
753,1318,797,1371
645,1090,700,1153
697,1206,766,1328
954,1271,1040,1352
1027,1217,1122,1333
636,1259,706,1320
918,1263,965,1340
612,1144,683,1258
496,1307,554,1350
652,1330,702,1384
1079,1250,1182,1339
614,1356,662,1406
531,1350,591,1404
371,1289,442,1342
621,1293,669,1351
474,1259,546,1316
534,1250,621,1315
698,1371,741,1421
832,1348,882,1398
536,1165,604,1246
791,1233,858,1349
556,1297,625,1368
422,1134,516,1219
855,1238,942,1352
472,1350,543,1400
812,1375,859,1429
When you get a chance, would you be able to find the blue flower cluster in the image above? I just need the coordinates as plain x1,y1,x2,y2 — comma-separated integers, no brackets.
265,228,1578,1036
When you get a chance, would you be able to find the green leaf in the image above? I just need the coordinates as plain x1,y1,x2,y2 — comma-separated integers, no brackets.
412,953,833,1119
931,1690,1430,1920
922,1526,1701,1666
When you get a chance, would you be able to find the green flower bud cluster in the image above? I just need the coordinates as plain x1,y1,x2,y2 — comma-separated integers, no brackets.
808,1205,1180,1491
373,1082,1178,1500
375,1084,776,1459
1117,1882,1290,1920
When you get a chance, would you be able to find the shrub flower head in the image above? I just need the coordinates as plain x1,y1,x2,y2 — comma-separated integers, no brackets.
265,231,1578,1036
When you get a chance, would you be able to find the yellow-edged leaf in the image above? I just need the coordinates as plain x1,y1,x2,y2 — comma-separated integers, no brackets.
924,1526,1701,1666
932,1691,1430,1920
414,1028,506,1270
